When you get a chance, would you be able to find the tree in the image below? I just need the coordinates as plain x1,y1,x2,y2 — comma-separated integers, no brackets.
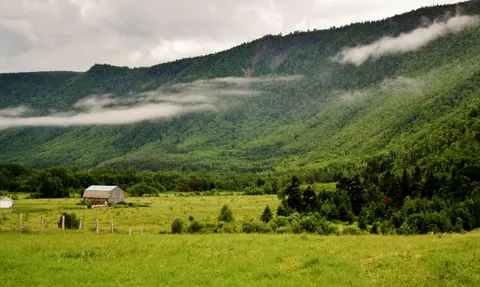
218,204,234,222
260,205,273,223
358,208,368,230
128,182,161,196
400,169,411,198
303,185,318,212
285,176,303,212
337,176,365,216
276,205,287,216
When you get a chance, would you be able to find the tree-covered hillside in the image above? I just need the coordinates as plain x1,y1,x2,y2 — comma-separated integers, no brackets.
0,1,479,178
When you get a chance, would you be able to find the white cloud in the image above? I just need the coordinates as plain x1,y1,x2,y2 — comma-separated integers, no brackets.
335,15,480,66
0,74,303,129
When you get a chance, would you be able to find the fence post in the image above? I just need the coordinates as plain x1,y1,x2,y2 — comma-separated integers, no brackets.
110,222,114,233
19,213,23,233
129,227,132,236
40,216,44,233
140,229,143,235
96,219,99,234
79,217,83,230
61,215,65,231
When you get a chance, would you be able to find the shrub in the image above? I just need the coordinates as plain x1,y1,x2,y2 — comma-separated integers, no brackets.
371,222,379,234
171,218,184,234
260,205,273,223
58,212,80,230
243,186,265,195
342,225,362,235
241,220,272,233
217,222,239,233
87,204,92,209
187,220,204,233
218,204,234,222
268,216,289,231
299,216,318,233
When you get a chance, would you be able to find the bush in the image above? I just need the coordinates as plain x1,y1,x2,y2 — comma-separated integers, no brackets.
243,186,265,195
128,183,160,197
268,216,289,231
241,220,272,233
342,225,362,235
371,222,380,234
187,220,204,233
218,204,234,222
216,222,239,233
171,218,184,234
58,212,80,230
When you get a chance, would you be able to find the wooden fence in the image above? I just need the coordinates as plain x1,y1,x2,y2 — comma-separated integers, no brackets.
11,213,145,235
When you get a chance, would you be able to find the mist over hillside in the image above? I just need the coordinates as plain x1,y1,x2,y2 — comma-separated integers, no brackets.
0,1,479,176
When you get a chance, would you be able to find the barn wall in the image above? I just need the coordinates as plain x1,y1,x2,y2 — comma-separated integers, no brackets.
108,187,125,204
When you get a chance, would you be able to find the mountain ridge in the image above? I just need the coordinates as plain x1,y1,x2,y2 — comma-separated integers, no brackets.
0,1,479,177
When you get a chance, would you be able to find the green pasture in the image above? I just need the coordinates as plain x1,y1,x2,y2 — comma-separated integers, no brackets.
0,232,478,286
0,195,279,233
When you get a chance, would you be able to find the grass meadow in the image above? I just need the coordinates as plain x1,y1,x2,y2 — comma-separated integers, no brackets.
0,194,279,233
0,232,479,286
1,194,479,286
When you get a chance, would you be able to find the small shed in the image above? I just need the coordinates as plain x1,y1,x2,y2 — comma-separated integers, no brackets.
82,185,125,206
0,198,13,209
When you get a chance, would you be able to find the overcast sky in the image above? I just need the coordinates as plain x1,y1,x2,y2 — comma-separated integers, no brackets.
0,0,463,73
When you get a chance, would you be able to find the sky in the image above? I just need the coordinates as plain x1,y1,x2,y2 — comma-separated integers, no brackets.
0,0,463,72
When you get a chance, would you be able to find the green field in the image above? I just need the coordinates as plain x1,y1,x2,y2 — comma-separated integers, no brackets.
1,195,479,286
0,195,279,233
0,232,479,286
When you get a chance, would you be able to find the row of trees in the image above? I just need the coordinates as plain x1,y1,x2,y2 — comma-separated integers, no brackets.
276,163,480,234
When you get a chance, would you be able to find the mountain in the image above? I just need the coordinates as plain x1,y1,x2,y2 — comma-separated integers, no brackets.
0,1,479,177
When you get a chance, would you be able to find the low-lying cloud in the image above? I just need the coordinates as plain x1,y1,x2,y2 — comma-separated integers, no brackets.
0,75,303,129
335,15,480,66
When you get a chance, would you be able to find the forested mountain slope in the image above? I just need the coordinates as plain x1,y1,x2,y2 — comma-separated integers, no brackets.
0,1,479,176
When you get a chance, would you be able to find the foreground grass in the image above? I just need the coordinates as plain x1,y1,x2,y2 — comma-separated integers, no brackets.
0,195,279,233
0,232,478,286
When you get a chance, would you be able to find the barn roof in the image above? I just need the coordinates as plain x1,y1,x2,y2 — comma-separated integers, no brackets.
85,185,117,191
0,198,13,202
83,185,118,199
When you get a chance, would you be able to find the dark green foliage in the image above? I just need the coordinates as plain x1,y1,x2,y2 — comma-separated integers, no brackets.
241,220,272,234
358,208,368,230
187,220,205,233
276,205,287,216
171,218,184,234
337,177,365,216
218,204,234,222
127,183,161,197
302,185,318,212
58,212,80,230
260,205,273,223
284,176,303,212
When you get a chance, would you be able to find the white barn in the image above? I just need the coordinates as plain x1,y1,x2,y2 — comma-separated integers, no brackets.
0,198,13,209
82,185,125,206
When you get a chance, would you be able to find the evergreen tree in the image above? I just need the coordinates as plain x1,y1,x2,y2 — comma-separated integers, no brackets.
276,205,287,216
285,176,303,212
400,169,411,198
337,176,365,216
218,204,234,222
302,185,318,212
413,166,422,183
260,205,273,223
358,208,368,230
